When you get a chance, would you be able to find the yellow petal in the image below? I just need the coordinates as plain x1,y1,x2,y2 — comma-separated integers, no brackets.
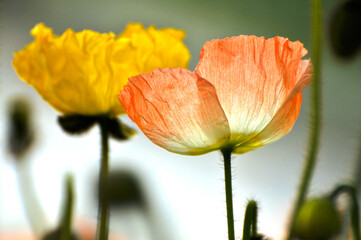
118,23,146,38
13,23,191,117
158,27,186,40
120,23,191,74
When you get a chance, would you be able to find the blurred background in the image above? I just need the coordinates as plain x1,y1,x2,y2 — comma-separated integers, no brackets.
1,0,361,239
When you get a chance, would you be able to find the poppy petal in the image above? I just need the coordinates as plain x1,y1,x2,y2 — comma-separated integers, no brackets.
196,35,311,150
233,93,302,154
233,59,312,153
13,23,190,117
118,68,230,155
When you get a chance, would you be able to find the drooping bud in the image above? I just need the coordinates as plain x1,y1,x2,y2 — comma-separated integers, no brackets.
57,115,137,140
294,197,341,240
106,118,137,141
95,169,145,209
57,115,98,134
329,0,361,59
7,98,35,159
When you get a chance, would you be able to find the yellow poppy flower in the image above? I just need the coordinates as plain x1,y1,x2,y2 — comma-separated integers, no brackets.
13,23,190,117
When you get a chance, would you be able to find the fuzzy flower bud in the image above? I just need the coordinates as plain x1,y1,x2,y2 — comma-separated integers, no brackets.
7,98,35,159
294,197,341,240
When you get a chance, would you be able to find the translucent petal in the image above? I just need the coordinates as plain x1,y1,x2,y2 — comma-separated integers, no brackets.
195,35,312,152
118,68,230,155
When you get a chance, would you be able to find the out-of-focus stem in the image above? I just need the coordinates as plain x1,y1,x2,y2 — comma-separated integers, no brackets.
96,117,110,240
353,132,361,194
60,174,74,240
287,0,323,238
330,185,360,240
16,159,49,237
341,133,361,239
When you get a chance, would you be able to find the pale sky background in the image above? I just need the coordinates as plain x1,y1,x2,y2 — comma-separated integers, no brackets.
1,0,361,239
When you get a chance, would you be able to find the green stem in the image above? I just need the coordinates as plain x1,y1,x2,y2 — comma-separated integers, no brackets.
251,202,257,237
222,148,235,240
96,117,110,240
330,185,361,240
15,159,49,237
341,135,361,239
352,135,361,240
287,0,323,238
242,200,258,240
60,174,74,240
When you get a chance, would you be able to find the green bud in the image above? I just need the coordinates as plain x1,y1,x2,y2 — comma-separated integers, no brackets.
294,198,341,240
7,98,34,158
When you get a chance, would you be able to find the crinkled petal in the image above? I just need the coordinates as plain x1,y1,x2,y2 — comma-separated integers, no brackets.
234,59,312,153
233,93,302,154
118,68,230,155
195,35,312,152
13,23,190,117
13,23,133,116
121,24,191,74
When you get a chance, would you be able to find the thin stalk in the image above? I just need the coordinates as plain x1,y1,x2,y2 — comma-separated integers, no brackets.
287,0,323,238
330,185,360,240
341,133,361,239
350,196,361,240
251,202,258,237
353,132,361,195
15,159,49,237
352,135,361,240
222,148,235,240
242,200,258,240
60,174,74,240
96,117,110,240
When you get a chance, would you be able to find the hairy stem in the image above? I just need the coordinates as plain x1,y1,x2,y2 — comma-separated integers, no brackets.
242,200,258,240
287,0,323,238
222,148,235,240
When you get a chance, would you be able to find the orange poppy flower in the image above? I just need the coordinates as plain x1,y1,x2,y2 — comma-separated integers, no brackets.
118,35,312,155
